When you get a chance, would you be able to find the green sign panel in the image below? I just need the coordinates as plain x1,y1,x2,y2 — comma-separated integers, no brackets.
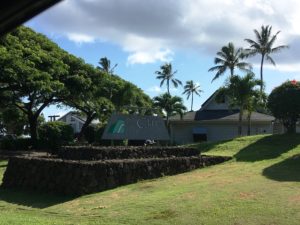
102,114,169,140
108,119,125,134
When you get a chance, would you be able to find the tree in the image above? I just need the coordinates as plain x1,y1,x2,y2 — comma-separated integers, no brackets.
97,57,117,100
0,26,70,146
0,105,27,135
182,80,203,111
208,42,252,82
64,59,152,140
216,73,262,136
98,57,118,74
153,93,186,124
244,25,288,93
155,63,182,95
268,80,300,133
105,76,152,114
63,57,114,141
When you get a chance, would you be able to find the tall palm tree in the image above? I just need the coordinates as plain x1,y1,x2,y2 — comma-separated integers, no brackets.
244,25,288,93
208,42,252,82
216,73,262,136
153,93,186,124
155,63,182,95
98,57,118,74
98,57,118,99
182,80,203,111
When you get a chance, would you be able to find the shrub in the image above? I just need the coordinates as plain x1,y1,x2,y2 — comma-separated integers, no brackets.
268,80,300,133
0,138,31,151
38,121,74,152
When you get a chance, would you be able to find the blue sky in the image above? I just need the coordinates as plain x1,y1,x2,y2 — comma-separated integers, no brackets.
25,0,300,120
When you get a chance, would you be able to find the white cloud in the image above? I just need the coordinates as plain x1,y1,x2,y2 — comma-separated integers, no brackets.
147,86,163,93
265,63,300,73
147,86,178,94
30,0,300,66
127,49,173,65
67,33,95,44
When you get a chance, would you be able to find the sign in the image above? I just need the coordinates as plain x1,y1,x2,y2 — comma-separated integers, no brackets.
102,114,169,140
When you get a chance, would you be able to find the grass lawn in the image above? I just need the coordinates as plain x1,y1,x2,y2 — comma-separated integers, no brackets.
0,134,300,225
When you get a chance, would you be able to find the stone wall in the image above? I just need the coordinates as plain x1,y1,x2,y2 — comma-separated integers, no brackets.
1,155,231,195
58,146,200,160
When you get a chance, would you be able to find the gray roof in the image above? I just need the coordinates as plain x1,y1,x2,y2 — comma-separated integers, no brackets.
170,110,275,122
169,111,197,121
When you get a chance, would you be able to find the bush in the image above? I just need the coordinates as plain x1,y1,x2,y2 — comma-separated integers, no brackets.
268,80,300,133
38,121,74,152
0,138,31,151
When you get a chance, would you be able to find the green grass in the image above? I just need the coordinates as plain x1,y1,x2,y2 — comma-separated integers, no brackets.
1,134,300,225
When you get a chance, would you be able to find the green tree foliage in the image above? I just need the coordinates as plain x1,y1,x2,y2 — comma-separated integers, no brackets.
0,26,153,146
62,56,115,140
153,93,186,123
208,42,252,82
216,73,262,136
0,105,27,135
0,26,70,146
244,25,288,92
155,63,182,95
182,80,203,111
38,121,73,152
268,80,300,133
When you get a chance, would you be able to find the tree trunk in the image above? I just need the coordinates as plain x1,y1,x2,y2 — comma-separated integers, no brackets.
167,80,170,95
28,114,38,149
191,93,194,111
230,67,234,77
238,109,243,136
260,54,265,94
247,111,251,136
77,114,95,141
284,118,297,134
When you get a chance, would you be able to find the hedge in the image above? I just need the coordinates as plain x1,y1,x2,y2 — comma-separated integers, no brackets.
1,155,231,195
58,146,201,160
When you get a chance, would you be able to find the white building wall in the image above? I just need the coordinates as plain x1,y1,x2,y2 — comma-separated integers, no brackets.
170,121,273,144
58,113,84,133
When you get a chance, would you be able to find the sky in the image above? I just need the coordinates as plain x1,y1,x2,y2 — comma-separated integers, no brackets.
25,0,300,120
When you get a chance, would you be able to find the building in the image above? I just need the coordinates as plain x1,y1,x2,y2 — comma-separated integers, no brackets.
169,92,275,144
58,111,99,134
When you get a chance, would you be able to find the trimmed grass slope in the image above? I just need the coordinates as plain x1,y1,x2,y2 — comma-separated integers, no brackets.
0,134,300,225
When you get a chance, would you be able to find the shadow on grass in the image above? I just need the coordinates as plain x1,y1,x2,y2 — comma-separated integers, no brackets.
262,154,300,182
234,134,300,162
0,188,75,209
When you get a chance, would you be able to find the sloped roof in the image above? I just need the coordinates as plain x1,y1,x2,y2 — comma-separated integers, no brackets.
169,111,197,121
200,90,218,109
58,111,100,124
195,109,239,120
170,109,275,122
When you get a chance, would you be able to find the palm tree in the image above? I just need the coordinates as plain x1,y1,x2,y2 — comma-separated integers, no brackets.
208,42,252,82
216,73,262,136
98,57,118,74
155,63,182,95
244,25,288,93
153,93,186,124
182,80,203,111
98,57,118,99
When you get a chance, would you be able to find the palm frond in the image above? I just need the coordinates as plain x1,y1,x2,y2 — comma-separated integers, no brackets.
266,55,276,66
